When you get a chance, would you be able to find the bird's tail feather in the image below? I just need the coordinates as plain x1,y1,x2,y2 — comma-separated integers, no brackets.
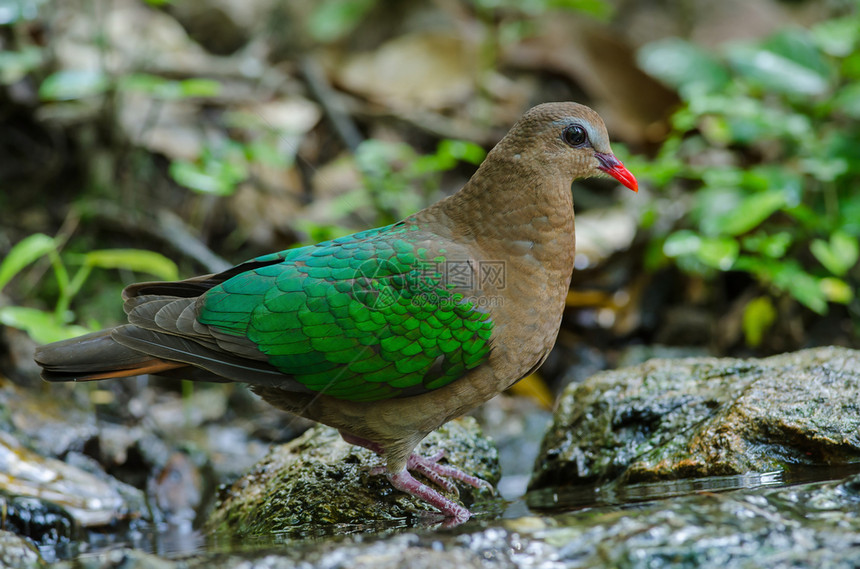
34,328,183,382
35,326,296,388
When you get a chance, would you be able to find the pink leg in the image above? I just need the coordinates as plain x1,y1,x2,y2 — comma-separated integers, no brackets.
339,431,384,455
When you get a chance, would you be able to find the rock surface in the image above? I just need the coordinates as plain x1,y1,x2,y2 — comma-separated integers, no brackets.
207,418,500,534
0,530,46,569
53,473,860,569
0,378,148,546
530,346,860,490
6,346,860,568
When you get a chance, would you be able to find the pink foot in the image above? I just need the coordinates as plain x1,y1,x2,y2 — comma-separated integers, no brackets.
405,451,495,497
339,431,494,523
388,469,471,525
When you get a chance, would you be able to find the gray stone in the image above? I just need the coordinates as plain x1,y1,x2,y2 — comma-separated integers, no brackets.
530,346,860,490
50,473,860,569
0,530,45,569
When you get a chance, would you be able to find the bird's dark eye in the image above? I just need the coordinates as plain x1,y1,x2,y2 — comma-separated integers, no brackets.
562,124,588,148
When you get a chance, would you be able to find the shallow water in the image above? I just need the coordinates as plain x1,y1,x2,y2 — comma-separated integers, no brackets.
525,463,860,512
41,463,860,564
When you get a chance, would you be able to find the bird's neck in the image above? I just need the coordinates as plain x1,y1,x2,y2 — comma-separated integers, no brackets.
412,154,576,274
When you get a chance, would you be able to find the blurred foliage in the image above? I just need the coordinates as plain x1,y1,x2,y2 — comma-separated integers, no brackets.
0,234,177,343
304,0,612,45
0,0,491,344
633,12,860,345
293,138,487,244
355,138,486,224
307,0,378,43
1,0,856,354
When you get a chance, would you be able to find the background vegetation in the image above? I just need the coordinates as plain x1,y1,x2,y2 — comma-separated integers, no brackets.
1,0,858,389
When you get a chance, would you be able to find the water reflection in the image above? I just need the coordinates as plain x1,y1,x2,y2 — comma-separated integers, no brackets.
31,463,860,562
525,464,860,512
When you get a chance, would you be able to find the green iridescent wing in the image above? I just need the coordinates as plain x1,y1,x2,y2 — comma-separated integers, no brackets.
198,223,494,402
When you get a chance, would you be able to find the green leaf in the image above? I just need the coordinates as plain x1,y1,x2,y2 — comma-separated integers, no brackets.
0,47,43,85
693,186,745,237
546,0,612,20
811,14,860,57
169,156,246,196
637,38,730,98
788,275,828,314
409,139,487,176
734,257,828,314
762,28,832,77
772,262,828,314
663,231,738,271
833,82,860,119
743,296,776,347
0,306,91,344
800,156,849,182
120,74,221,99
308,0,376,43
39,69,110,101
437,139,486,165
696,237,739,270
0,233,56,291
728,30,832,96
663,230,702,258
819,277,854,304
810,231,859,276
84,249,179,281
614,141,683,188
742,166,803,202
711,191,786,236
742,231,793,258
246,139,292,168
176,78,221,98
118,73,167,93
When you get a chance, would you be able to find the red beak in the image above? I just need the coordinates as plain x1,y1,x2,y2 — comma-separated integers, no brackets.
595,152,638,192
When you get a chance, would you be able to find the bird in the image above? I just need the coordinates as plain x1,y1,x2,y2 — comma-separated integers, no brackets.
34,102,637,524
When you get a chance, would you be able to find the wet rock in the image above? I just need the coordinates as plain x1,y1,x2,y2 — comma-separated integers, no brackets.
50,473,860,569
0,378,98,458
0,377,148,542
517,473,860,569
0,494,74,554
0,429,147,530
0,530,45,569
530,346,860,490
207,418,500,535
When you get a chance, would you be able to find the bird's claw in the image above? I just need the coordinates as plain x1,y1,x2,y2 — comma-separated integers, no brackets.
407,451,495,497
408,453,459,496
388,469,471,525
341,431,494,522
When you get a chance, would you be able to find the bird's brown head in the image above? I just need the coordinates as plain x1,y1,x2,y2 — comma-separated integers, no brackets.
496,102,638,192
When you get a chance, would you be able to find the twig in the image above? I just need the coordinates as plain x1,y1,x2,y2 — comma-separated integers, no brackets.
85,202,232,274
156,210,232,274
299,56,364,152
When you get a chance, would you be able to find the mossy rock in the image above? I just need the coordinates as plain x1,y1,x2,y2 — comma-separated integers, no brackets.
207,417,499,535
530,346,860,490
